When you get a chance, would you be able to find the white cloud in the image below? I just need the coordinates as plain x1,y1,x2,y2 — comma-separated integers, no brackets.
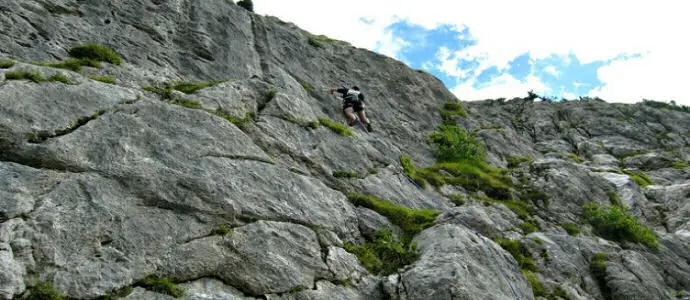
573,82,582,87
435,47,470,79
254,0,690,104
562,92,577,100
452,74,549,101
376,31,410,60
543,66,558,77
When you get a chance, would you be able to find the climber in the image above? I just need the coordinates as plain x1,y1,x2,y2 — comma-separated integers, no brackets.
329,85,372,132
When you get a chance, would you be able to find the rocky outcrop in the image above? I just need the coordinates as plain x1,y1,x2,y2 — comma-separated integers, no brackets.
0,1,688,299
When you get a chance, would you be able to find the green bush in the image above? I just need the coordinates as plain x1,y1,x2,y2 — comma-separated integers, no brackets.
69,44,121,65
0,60,15,69
346,194,439,242
344,228,420,275
318,117,352,136
28,282,64,300
89,75,116,84
583,203,659,248
333,170,361,179
440,101,467,119
447,194,465,206
427,124,485,163
5,71,45,83
507,156,533,168
136,275,185,298
429,161,512,200
237,0,254,12
559,223,580,236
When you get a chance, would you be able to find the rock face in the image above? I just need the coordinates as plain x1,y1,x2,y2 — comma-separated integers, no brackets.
0,1,689,299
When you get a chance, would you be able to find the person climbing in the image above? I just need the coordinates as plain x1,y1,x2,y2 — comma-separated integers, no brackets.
329,85,372,132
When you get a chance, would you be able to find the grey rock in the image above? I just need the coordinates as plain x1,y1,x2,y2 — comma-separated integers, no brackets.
326,246,366,281
0,243,25,299
396,223,534,300
316,229,343,248
355,206,395,241
180,278,257,300
607,251,674,300
123,287,175,300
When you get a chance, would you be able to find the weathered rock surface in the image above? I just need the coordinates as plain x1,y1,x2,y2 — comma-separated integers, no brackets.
0,1,689,299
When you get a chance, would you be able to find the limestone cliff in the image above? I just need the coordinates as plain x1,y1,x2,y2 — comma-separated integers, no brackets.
0,1,688,299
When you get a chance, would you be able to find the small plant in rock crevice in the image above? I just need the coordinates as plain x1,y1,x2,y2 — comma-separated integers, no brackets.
583,202,658,248
317,117,352,136
135,275,185,298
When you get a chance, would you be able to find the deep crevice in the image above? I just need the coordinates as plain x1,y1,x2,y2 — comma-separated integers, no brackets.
202,153,273,164
27,110,105,144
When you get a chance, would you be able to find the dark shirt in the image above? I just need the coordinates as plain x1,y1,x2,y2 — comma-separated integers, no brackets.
336,88,365,102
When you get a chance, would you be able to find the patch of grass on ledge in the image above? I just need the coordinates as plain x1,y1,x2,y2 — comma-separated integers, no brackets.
28,281,65,300
5,70,46,82
622,169,653,188
40,58,100,71
89,75,116,84
172,79,230,94
135,275,185,298
583,202,659,248
0,60,15,69
170,99,202,109
69,44,121,65
440,100,467,119
333,170,362,179
565,153,585,163
559,223,580,236
344,227,420,275
346,194,439,242
317,117,352,136
212,110,253,130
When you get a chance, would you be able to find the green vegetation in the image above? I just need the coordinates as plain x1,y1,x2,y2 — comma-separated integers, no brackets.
642,99,690,114
368,168,378,175
607,190,622,207
399,155,430,189
344,227,420,275
520,221,538,234
40,58,100,72
28,282,64,300
267,89,278,101
565,153,584,163
89,75,116,84
237,0,254,12
672,160,688,169
136,275,185,298
447,194,465,206
317,117,352,136
170,99,203,109
69,44,121,65
307,120,320,129
426,162,512,200
213,110,253,130
540,248,551,262
345,194,438,275
333,170,362,179
523,271,546,297
98,287,134,300
305,34,343,48
143,86,173,98
5,70,45,82
299,80,313,93
48,73,72,84
583,203,659,248
622,170,652,187
428,124,484,163
172,79,229,94
590,253,610,298
497,238,537,272
0,60,15,69
212,225,231,235
559,223,581,236
440,100,467,119
507,156,533,168
346,194,439,242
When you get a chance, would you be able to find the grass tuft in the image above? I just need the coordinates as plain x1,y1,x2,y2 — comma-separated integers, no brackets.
89,75,116,84
213,110,253,130
28,282,64,300
344,227,420,275
497,238,537,272
48,73,72,84
5,70,45,82
211,225,231,235
317,117,352,136
559,223,581,236
172,79,230,94
440,100,467,119
622,170,652,188
583,202,658,248
0,60,15,69
69,44,121,65
170,99,202,109
333,170,362,179
136,275,185,298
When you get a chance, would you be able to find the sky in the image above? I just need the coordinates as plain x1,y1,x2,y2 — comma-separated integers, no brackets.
254,0,690,105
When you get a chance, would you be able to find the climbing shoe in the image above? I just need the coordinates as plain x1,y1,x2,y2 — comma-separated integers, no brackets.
366,123,373,132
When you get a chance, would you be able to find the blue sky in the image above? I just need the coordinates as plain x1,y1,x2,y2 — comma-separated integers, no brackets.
256,0,689,105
